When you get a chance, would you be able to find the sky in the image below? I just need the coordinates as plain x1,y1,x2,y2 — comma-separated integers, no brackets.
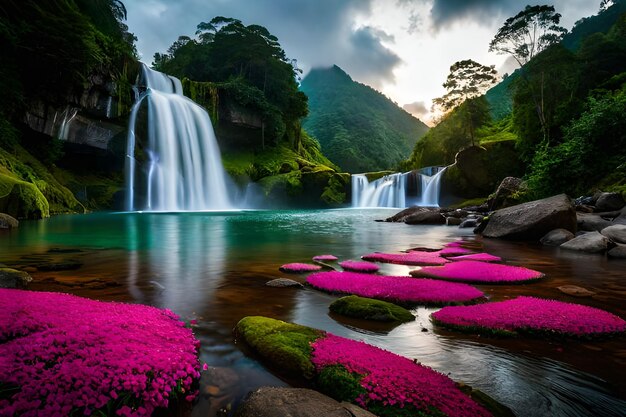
125,0,600,124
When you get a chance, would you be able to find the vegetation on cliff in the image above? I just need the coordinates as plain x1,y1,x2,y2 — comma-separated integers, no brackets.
300,65,429,173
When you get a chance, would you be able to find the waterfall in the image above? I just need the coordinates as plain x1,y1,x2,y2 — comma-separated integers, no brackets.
125,64,231,211
351,167,446,208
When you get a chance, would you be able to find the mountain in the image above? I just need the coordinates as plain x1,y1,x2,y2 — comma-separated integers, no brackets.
300,65,429,173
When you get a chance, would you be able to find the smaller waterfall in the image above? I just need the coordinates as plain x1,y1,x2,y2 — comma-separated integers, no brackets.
352,167,446,208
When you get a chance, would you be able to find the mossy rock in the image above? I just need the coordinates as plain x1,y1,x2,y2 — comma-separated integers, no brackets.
364,171,395,182
330,295,415,323
0,174,49,219
321,173,348,206
235,316,324,379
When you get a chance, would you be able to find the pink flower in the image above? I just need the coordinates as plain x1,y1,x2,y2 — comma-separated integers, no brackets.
411,260,544,283
446,253,502,263
279,263,322,273
312,254,338,261
339,260,379,273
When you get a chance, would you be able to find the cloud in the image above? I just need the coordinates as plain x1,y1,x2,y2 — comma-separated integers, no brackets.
344,26,402,88
403,101,429,118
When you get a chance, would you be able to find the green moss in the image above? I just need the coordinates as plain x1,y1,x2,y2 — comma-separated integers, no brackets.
321,174,348,205
364,171,395,182
330,295,415,323
235,316,324,379
316,365,366,402
0,173,49,219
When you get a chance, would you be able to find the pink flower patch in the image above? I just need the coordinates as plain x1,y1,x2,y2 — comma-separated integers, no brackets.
447,253,502,263
306,271,484,305
0,289,200,417
311,334,490,416
312,254,339,262
362,251,450,266
411,260,544,283
339,260,379,273
437,247,475,256
279,263,322,273
432,296,626,337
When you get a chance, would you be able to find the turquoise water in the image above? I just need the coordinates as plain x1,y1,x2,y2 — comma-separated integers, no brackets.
2,209,625,416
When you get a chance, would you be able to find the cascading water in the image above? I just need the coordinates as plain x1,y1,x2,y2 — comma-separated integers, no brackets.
352,167,446,208
125,64,231,211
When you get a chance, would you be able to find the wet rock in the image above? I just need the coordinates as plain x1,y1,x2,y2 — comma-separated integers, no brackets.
577,213,613,232
594,192,625,212
459,219,478,228
488,177,526,210
574,195,595,206
0,268,33,288
576,204,595,213
608,243,626,259
482,194,576,240
560,231,609,253
404,210,446,225
233,387,376,417
0,213,19,229
446,217,462,226
540,229,575,246
266,278,304,288
557,285,596,297
386,206,438,222
601,224,626,244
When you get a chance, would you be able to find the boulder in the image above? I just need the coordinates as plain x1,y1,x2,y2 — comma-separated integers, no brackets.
386,206,436,222
446,216,462,226
601,224,626,244
594,192,625,212
233,387,376,417
404,210,446,225
0,213,19,229
0,268,32,288
560,231,609,253
608,243,626,259
557,285,596,297
577,213,613,232
329,295,415,323
266,278,304,288
488,177,526,210
459,219,478,228
540,229,575,246
482,194,576,240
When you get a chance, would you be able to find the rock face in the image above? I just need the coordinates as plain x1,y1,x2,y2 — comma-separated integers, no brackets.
482,194,576,240
560,231,610,253
540,229,575,246
594,192,626,212
0,268,33,288
234,387,377,417
0,213,19,229
601,224,626,244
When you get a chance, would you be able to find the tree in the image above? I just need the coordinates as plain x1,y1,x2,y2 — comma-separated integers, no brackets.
432,59,497,145
489,5,567,143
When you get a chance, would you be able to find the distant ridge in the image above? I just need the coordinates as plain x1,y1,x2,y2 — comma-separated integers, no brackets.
300,65,429,172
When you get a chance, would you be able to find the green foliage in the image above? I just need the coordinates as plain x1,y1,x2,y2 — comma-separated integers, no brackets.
301,65,429,172
235,316,323,379
330,295,415,323
316,365,366,403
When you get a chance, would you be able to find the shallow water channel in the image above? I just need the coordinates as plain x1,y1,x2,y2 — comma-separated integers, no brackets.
2,209,625,416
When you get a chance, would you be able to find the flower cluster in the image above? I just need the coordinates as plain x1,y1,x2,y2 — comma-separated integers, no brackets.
279,263,322,273
311,334,491,417
0,289,200,417
306,271,484,305
434,246,474,256
312,254,338,262
362,251,450,266
411,260,544,283
447,253,502,263
338,260,379,273
432,296,626,337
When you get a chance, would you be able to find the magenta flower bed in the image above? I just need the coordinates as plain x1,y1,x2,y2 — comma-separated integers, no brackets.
312,254,338,262
437,246,475,256
411,260,544,283
306,271,484,305
311,334,490,416
0,289,200,417
447,253,502,263
432,296,626,337
279,263,322,273
362,251,450,266
339,260,379,273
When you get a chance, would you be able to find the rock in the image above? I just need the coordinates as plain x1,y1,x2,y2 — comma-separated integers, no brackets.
560,231,609,253
488,177,526,210
386,206,436,222
608,243,626,258
601,224,626,244
404,210,446,225
594,192,625,212
482,194,576,240
0,268,33,288
557,285,596,297
0,213,19,229
329,295,415,323
234,387,376,417
266,278,304,288
447,209,468,219
446,217,462,226
540,229,575,246
576,204,595,213
459,219,478,228
574,196,595,206
577,213,613,232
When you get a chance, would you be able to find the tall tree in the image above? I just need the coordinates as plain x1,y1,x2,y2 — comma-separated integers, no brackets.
489,5,567,143
432,59,497,146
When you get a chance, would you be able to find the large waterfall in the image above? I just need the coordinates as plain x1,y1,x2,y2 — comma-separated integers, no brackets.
352,167,446,208
125,64,231,211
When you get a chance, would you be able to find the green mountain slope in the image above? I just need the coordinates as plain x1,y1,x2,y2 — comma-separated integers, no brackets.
300,65,429,173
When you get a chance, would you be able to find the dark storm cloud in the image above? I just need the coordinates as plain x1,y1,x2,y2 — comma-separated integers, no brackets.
403,101,428,117
125,0,402,85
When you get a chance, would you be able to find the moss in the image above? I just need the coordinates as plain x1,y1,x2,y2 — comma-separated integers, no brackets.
0,173,49,219
321,174,348,206
364,171,396,182
316,365,366,402
235,316,324,379
329,295,415,323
